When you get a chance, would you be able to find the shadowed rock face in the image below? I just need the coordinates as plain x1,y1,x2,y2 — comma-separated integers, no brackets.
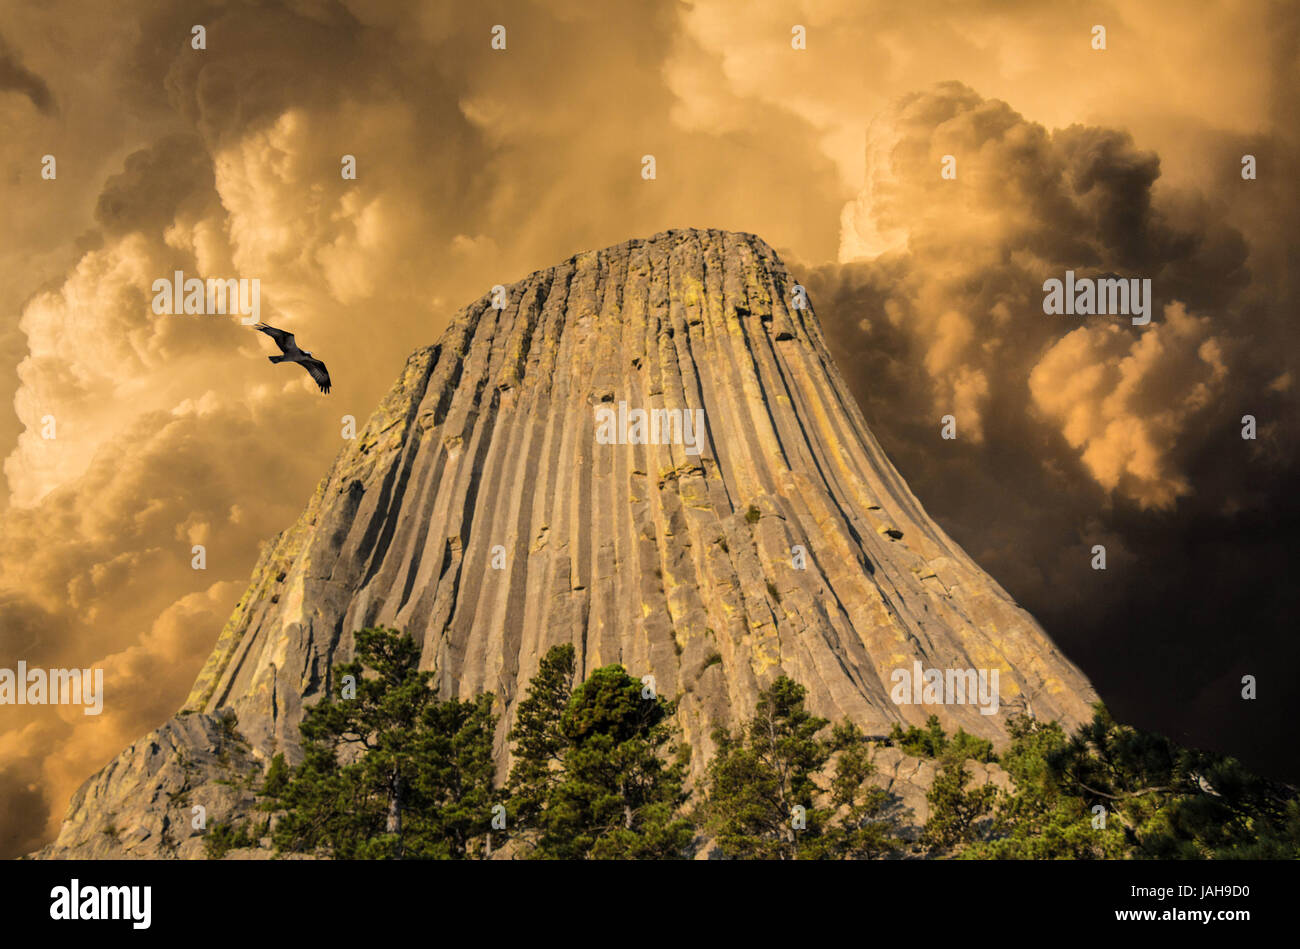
35,228,1097,857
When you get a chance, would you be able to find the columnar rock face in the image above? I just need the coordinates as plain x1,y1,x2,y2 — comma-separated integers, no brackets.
36,228,1097,857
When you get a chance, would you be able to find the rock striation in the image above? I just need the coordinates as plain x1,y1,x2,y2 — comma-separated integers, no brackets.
35,228,1097,857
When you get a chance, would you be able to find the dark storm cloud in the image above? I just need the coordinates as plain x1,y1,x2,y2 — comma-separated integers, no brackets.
801,75,1300,778
1,0,1295,858
0,35,55,115
832,81,1274,505
95,135,214,236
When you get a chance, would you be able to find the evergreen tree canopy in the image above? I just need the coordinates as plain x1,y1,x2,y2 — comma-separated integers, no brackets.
702,676,900,859
265,626,499,858
959,706,1300,859
240,632,1297,862
506,645,693,859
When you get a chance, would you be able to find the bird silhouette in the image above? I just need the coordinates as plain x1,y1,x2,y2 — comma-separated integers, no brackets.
254,322,331,394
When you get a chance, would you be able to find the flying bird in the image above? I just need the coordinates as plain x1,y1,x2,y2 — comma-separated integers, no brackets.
254,322,331,394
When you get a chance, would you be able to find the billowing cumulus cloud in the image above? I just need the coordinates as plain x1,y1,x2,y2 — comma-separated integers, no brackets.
0,392,334,851
0,0,845,857
0,0,1296,856
826,81,1259,504
798,13,1299,778
1029,304,1230,509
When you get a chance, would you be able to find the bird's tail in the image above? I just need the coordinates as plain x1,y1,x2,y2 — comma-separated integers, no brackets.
268,355,286,364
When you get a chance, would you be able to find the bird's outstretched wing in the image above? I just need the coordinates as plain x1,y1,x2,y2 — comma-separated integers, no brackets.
301,357,331,394
254,322,297,354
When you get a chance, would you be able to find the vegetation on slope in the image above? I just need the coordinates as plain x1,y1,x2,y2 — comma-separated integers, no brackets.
211,626,1300,860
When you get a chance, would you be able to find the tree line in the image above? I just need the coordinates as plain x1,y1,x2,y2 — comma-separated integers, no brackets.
204,626,1300,859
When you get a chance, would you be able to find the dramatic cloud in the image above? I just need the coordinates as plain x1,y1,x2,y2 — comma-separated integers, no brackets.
827,81,1259,506
0,0,1295,856
800,25,1299,777
1029,304,1230,508
0,34,54,115
0,0,844,857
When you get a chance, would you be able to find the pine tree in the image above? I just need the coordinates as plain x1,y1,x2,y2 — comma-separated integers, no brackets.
702,676,900,859
408,692,499,857
505,643,576,836
263,626,498,858
920,756,997,852
889,714,993,762
505,646,694,859
957,706,1300,859
961,715,1126,859
1053,704,1300,858
824,720,900,858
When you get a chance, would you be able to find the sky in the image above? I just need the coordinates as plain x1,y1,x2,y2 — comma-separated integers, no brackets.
0,0,1295,857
